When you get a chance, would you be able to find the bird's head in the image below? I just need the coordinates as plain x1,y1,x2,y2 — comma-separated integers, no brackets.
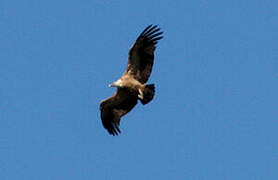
108,82,116,87
108,79,122,88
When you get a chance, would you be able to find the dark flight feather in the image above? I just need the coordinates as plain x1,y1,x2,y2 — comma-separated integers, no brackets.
100,88,138,136
126,25,163,83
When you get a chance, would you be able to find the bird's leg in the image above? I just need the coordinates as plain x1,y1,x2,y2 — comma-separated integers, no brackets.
138,89,144,99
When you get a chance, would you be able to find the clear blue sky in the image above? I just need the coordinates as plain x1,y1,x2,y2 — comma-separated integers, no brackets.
1,0,277,179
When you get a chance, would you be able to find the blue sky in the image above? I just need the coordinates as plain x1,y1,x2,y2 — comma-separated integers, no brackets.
1,0,278,179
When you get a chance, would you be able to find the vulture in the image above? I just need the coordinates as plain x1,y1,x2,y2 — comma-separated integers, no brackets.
100,25,163,135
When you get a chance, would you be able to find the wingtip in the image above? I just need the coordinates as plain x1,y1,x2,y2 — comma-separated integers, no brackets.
106,123,121,136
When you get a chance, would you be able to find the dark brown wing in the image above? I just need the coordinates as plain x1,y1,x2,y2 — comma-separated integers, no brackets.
125,25,163,83
100,88,138,135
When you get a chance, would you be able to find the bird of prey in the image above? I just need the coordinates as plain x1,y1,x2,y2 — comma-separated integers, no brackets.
100,25,163,135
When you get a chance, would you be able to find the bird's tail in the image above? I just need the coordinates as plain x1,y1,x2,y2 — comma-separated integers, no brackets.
139,84,155,105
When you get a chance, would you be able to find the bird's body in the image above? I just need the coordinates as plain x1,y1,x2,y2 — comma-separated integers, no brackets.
110,74,144,91
100,25,163,135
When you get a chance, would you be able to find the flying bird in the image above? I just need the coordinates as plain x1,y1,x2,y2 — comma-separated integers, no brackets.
100,25,163,135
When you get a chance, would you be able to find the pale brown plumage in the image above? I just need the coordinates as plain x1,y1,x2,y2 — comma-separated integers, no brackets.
100,25,163,135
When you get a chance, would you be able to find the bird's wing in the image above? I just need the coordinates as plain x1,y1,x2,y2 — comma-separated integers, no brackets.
100,88,138,135
125,25,163,84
